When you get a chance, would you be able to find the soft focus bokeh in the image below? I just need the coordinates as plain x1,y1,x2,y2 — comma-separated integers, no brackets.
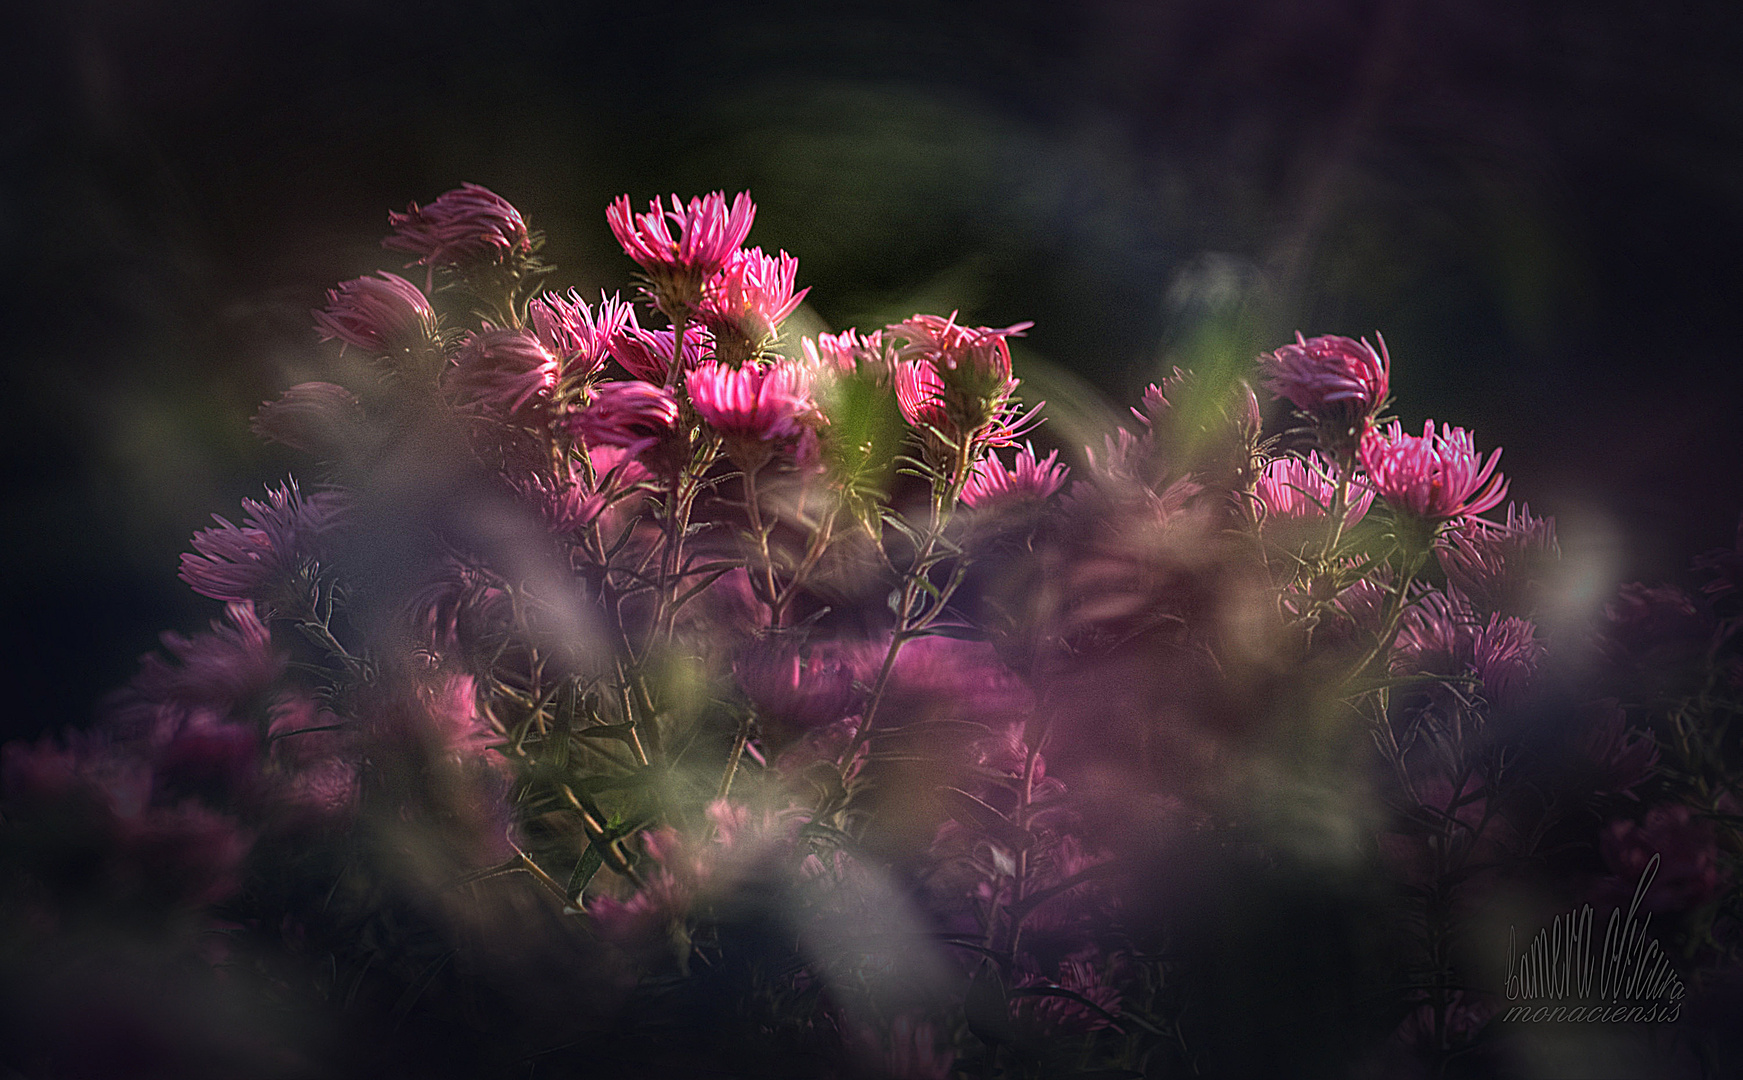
2,6,1742,1078
4,0,1740,738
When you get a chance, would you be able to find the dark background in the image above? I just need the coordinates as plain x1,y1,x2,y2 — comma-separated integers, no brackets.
3,0,1740,739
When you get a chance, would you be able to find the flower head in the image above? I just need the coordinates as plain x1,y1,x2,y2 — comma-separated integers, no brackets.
104,601,281,739
606,311,714,384
1393,591,1543,706
312,272,439,356
1579,699,1659,798
1359,420,1508,525
446,328,559,419
383,183,531,269
1436,503,1558,617
1600,804,1725,914
564,380,682,460
606,191,755,312
250,382,365,458
529,289,633,390
889,313,1038,448
961,443,1069,510
179,481,346,605
695,247,808,360
686,359,814,466
733,637,863,732
1261,332,1390,446
800,328,894,383
1254,452,1373,525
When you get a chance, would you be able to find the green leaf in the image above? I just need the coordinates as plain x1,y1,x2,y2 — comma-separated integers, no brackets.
964,961,1020,1046
566,845,604,902
575,722,641,744
939,787,1034,851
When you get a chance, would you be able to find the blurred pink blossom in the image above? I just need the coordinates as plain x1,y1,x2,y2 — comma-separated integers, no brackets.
250,381,365,457
1436,503,1558,617
312,271,438,355
383,182,531,269
447,327,559,419
564,380,682,460
1261,332,1390,445
1599,803,1725,915
179,482,347,605
1255,451,1373,525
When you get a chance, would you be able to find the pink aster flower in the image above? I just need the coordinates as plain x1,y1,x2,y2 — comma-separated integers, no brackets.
605,311,714,383
382,182,531,269
1015,952,1123,1036
1393,591,1543,706
446,328,559,419
606,191,756,312
529,288,633,389
312,272,439,356
695,247,808,362
1436,503,1558,617
960,443,1068,510
800,328,894,382
1599,803,1725,915
1358,420,1508,524
1579,699,1659,798
1254,451,1373,525
104,601,281,739
564,380,681,458
733,637,863,731
1261,332,1390,446
179,481,346,605
889,313,1037,447
686,359,814,457
250,382,365,458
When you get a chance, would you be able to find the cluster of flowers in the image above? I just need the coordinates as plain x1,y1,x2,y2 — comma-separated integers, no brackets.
3,184,1740,1079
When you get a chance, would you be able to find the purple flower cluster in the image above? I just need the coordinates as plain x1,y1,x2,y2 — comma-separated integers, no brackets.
11,183,1743,1080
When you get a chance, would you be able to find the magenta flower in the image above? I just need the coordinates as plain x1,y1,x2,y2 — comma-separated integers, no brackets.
1261,332,1390,444
889,313,1036,446
1254,452,1373,525
890,312,1027,397
179,481,346,605
1358,420,1508,524
1468,613,1545,705
1014,952,1123,1036
800,328,893,382
1436,503,1558,616
312,272,439,356
606,312,714,383
894,358,950,431
564,380,682,458
529,289,633,388
1579,699,1659,798
686,359,813,447
696,247,809,359
518,461,608,535
733,637,863,731
960,443,1068,510
104,601,282,739
250,382,365,457
446,328,559,419
606,191,756,311
1393,591,1543,706
1600,803,1725,914
382,182,531,269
